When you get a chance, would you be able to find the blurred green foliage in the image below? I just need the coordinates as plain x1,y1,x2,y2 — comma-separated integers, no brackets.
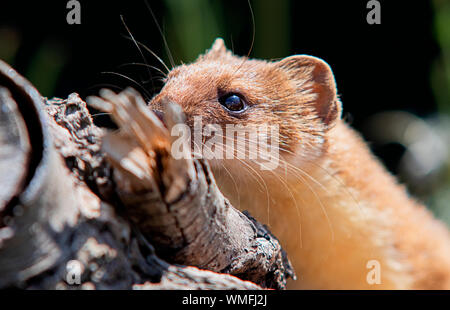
26,41,66,97
432,0,450,115
0,28,65,97
0,27,20,64
163,0,290,63
164,0,225,63
429,0,450,225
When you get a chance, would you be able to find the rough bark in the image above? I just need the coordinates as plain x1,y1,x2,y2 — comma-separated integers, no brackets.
0,60,294,289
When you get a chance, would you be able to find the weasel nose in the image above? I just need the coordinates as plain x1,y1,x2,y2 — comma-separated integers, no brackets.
152,110,165,123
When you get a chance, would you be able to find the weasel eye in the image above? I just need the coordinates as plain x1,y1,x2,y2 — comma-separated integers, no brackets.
219,94,247,112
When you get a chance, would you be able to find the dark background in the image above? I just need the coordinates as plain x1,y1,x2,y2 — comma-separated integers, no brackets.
1,0,449,223
0,1,438,117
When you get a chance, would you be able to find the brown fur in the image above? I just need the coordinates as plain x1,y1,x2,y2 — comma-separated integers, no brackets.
149,38,450,289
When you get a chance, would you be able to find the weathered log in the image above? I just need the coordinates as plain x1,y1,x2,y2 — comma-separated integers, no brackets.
0,60,81,287
0,60,294,289
88,88,295,288
0,86,30,218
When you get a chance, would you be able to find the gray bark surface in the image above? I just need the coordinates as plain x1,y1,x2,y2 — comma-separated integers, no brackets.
0,60,294,289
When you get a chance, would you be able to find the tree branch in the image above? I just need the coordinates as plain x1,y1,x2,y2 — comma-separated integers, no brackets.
0,60,294,289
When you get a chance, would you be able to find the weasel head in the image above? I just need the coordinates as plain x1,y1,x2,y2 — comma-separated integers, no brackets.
149,38,342,172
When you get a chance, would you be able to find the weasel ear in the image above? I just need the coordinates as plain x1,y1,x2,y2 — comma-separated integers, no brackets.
205,38,228,59
277,55,341,127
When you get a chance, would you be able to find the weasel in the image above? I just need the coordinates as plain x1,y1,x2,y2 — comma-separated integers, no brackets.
148,38,450,289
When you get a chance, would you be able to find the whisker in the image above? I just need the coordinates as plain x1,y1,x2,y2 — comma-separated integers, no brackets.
100,71,152,100
278,145,364,221
144,0,176,69
87,83,124,93
206,131,334,244
230,0,256,77
122,35,171,73
118,62,168,77
120,15,155,93
234,155,271,226
219,161,241,209
91,112,112,117
206,137,268,206
307,160,366,220
246,0,256,58
210,133,277,225
219,136,304,246
284,160,335,243
267,168,304,249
